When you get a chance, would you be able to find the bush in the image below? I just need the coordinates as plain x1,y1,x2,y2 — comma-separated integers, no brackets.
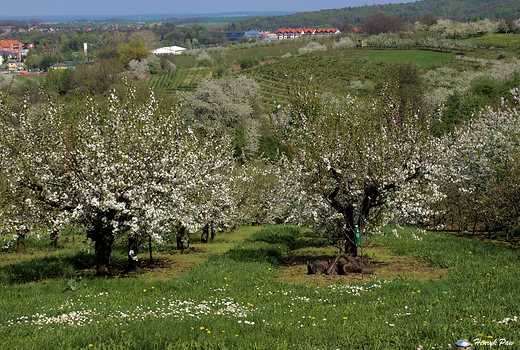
238,57,259,69
298,42,327,55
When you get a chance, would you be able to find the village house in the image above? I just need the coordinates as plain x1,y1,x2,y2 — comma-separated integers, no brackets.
0,40,22,57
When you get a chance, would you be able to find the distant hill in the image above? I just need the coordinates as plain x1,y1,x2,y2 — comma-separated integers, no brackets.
238,0,520,30
0,11,296,23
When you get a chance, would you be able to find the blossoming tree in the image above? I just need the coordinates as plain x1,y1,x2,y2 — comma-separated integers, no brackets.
0,82,236,275
440,89,520,234
273,83,441,255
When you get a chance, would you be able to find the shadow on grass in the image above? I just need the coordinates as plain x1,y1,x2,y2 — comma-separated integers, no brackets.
0,252,96,285
223,244,284,265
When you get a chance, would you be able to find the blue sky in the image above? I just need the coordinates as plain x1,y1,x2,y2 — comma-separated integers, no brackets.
4,0,404,17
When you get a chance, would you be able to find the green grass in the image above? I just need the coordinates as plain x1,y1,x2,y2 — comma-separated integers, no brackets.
1,225,518,349
464,33,520,48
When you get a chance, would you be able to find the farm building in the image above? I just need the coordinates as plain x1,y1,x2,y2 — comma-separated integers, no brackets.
152,46,187,55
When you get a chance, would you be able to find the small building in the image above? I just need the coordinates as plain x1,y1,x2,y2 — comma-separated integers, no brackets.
151,46,187,55
51,63,68,70
7,62,23,71
224,31,246,42
244,30,260,40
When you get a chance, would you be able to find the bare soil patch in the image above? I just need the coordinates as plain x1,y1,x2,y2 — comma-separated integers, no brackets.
275,245,448,287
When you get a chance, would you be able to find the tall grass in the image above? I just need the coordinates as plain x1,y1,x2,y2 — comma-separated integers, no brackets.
0,225,518,349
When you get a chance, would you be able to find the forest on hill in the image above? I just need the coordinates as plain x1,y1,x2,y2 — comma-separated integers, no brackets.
237,0,520,30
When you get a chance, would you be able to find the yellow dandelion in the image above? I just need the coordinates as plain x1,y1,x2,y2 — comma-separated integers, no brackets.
417,290,421,293
342,316,348,320
268,267,271,271
200,326,205,330
121,330,126,333
247,302,254,307
221,330,226,333
487,336,493,339
235,334,239,337
353,302,356,305
191,327,194,330
505,266,509,269
469,251,472,254
477,334,483,337
206,330,211,334
412,291,415,294
131,313,135,317
151,286,155,290
482,340,487,343
225,284,229,287
143,289,147,293
88,345,93,348
224,277,227,280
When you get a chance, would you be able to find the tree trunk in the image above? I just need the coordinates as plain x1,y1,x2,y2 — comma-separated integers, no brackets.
210,222,216,240
93,228,115,276
176,226,186,252
148,234,153,262
16,232,25,254
327,187,358,257
201,223,209,243
344,229,357,256
127,233,138,270
50,229,59,247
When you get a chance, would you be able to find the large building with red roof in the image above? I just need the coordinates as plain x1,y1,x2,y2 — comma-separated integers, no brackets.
277,28,341,40
0,40,22,57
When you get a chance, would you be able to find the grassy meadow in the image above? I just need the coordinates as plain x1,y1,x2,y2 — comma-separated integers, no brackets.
0,225,518,349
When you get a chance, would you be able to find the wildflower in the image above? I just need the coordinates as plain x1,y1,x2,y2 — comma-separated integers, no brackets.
342,316,348,320
221,330,226,333
131,313,135,317
225,284,229,287
143,289,147,293
151,286,155,290
487,336,493,339
206,330,211,334
235,334,239,337
200,326,205,330
417,290,421,293
268,267,271,271
477,334,483,337
89,345,93,348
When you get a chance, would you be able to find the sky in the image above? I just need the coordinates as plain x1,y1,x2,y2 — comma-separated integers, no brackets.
2,0,404,17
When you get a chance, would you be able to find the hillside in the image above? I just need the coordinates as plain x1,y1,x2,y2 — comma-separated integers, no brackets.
238,0,520,30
